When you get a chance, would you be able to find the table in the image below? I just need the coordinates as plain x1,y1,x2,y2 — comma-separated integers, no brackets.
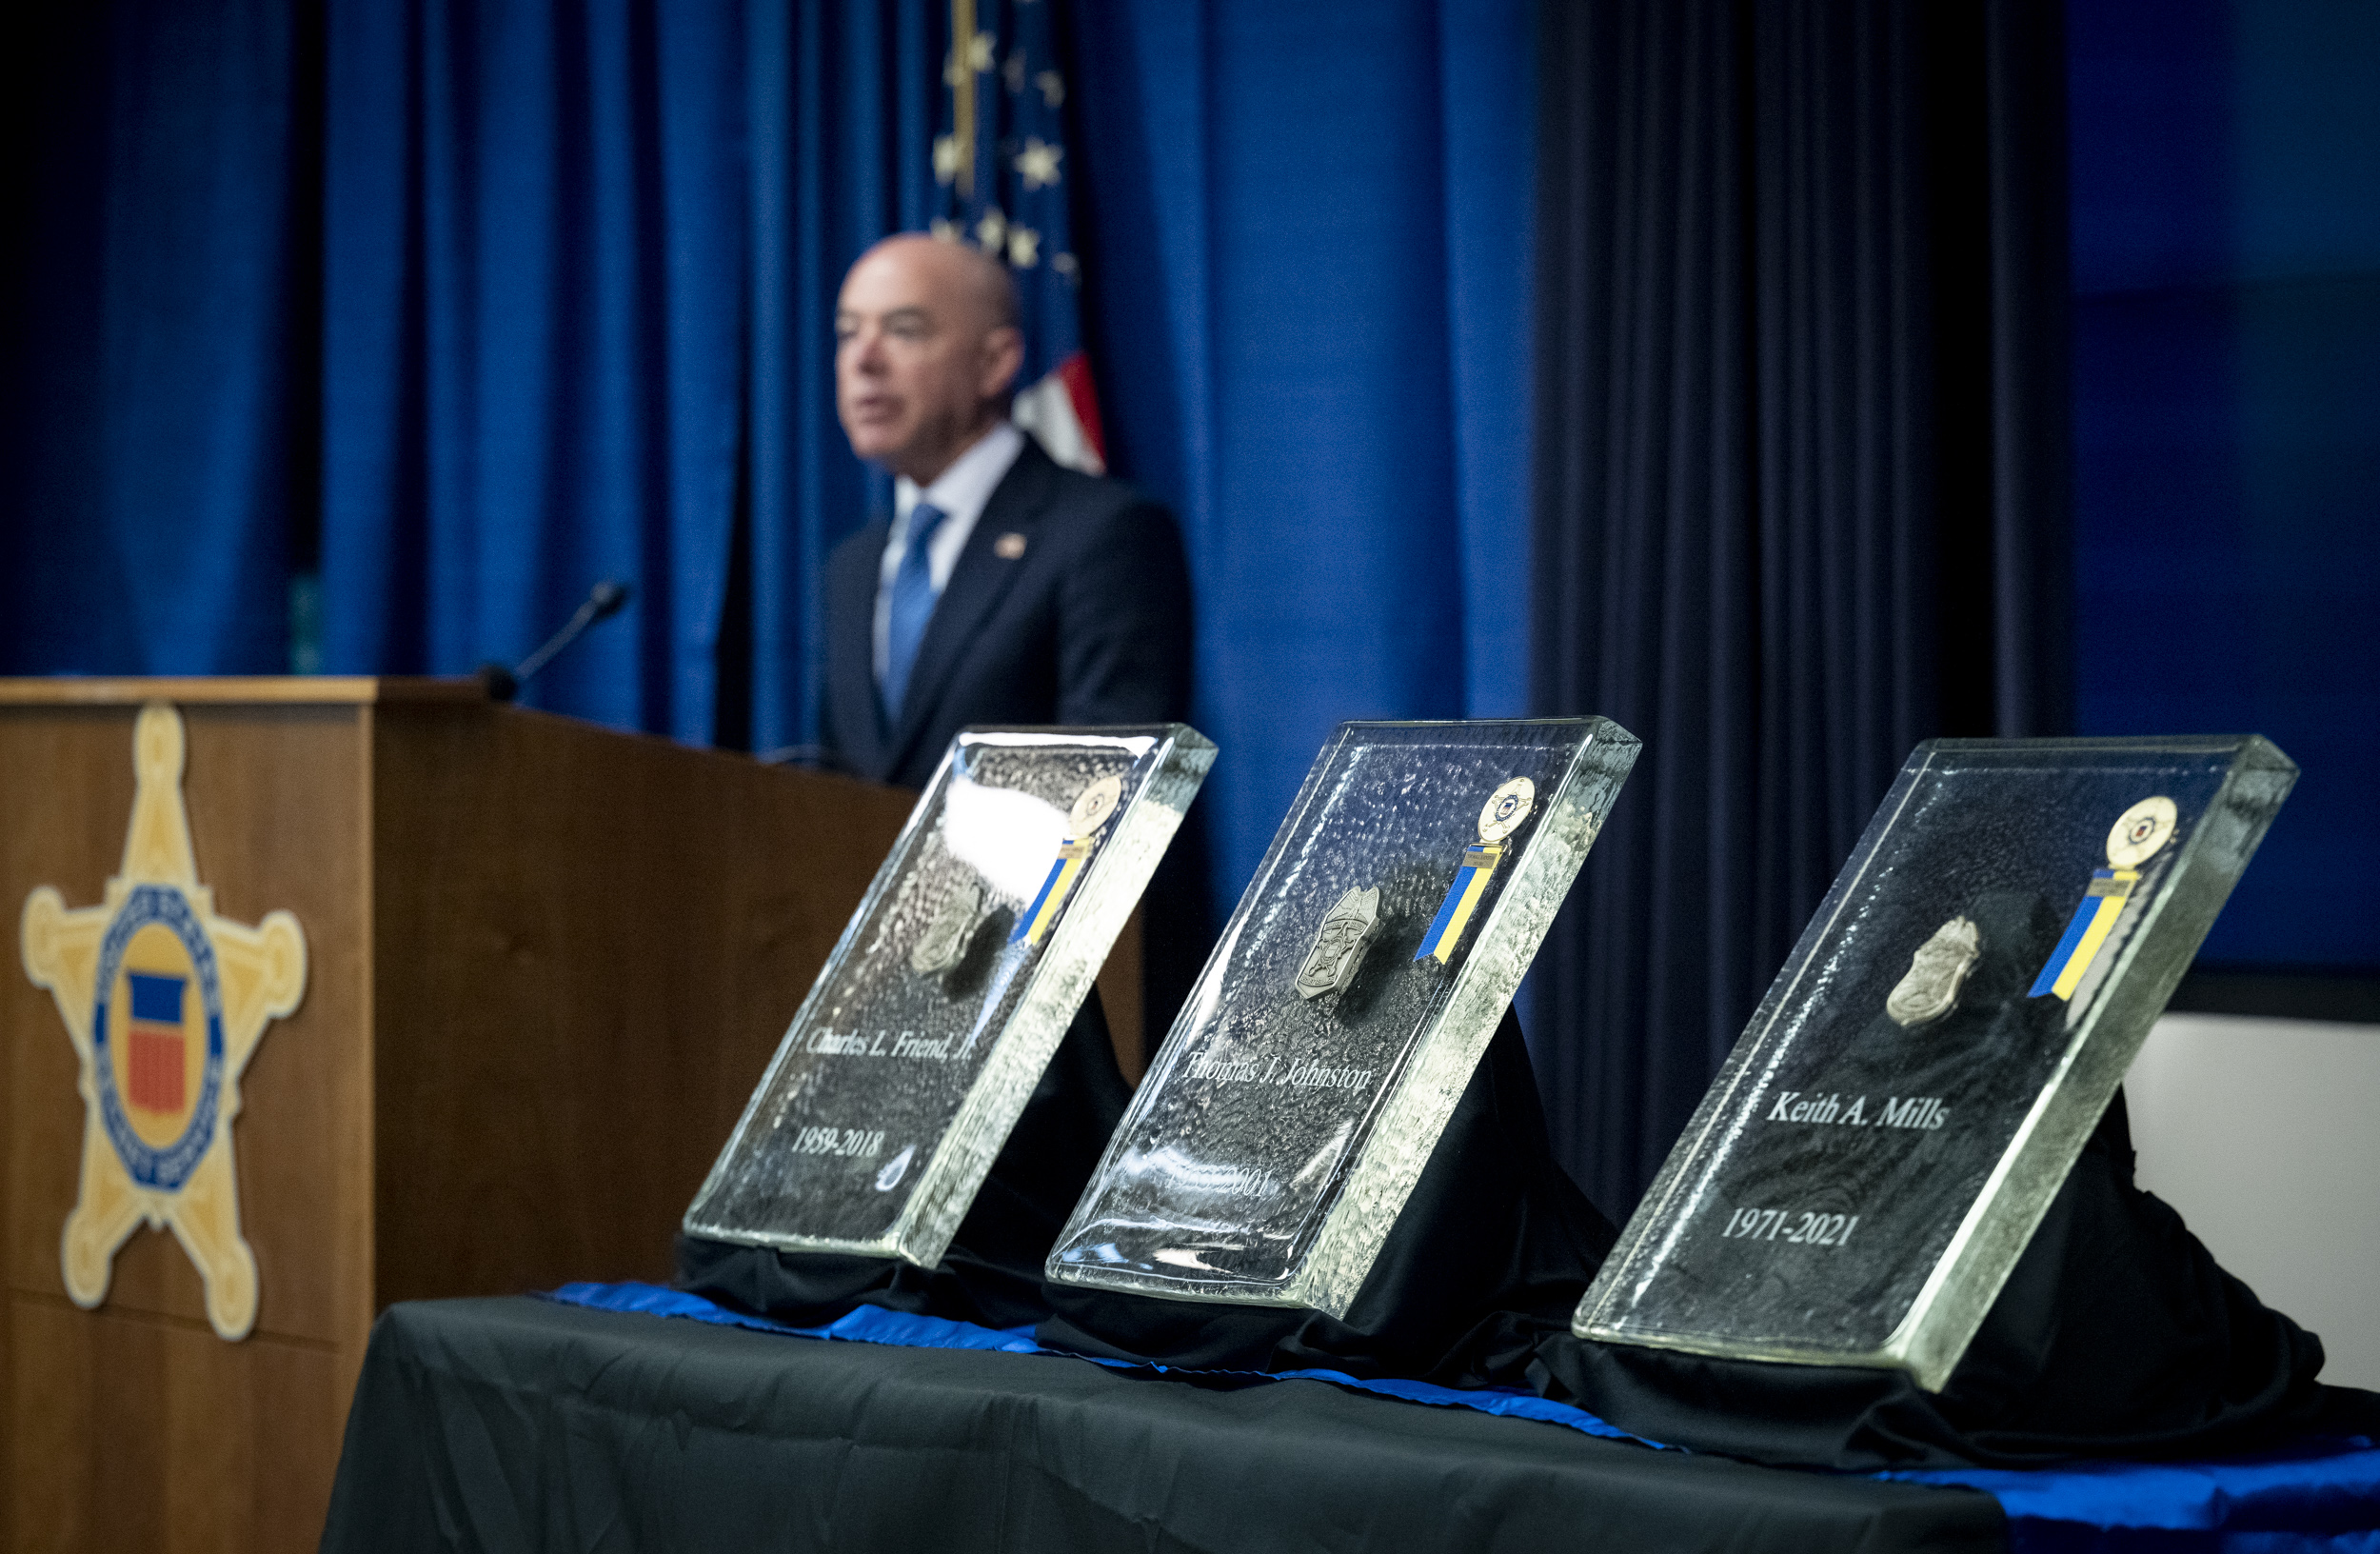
319,1296,2002,1552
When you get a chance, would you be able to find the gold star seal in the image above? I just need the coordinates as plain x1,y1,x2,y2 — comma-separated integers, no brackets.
18,703,307,1341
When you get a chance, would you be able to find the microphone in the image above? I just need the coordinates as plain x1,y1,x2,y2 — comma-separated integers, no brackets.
479,580,633,703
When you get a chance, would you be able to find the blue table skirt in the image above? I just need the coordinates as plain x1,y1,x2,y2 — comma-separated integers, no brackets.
548,1280,2380,1553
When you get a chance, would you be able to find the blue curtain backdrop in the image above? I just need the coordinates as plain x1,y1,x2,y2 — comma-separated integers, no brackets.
1070,0,1537,913
3,0,1532,936
318,0,1533,922
2067,0,2380,975
321,0,749,742
1,0,307,676
4,0,1534,943
742,1,938,757
17,3,2379,977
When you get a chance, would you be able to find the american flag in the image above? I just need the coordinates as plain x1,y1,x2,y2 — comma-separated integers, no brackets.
931,0,1106,474
126,969,188,1114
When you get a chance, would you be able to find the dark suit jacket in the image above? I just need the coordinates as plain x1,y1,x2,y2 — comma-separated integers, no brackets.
822,436,1195,789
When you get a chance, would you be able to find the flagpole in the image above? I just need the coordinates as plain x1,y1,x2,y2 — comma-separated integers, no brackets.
951,0,976,201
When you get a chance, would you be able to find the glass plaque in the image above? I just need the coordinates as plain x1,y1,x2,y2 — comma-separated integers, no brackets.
1047,719,1641,1317
683,725,1213,1266
1574,736,2296,1390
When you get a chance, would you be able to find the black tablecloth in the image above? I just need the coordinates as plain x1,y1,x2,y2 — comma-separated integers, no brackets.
1041,1009,1620,1387
318,1297,2002,1553
1537,1090,2378,1469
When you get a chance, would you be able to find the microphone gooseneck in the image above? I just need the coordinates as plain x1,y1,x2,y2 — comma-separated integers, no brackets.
479,579,635,703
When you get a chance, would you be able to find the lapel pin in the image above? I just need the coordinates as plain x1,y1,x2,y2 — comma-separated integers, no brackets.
993,532,1028,560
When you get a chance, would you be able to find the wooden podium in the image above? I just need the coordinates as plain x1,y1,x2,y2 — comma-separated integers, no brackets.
0,679,919,1552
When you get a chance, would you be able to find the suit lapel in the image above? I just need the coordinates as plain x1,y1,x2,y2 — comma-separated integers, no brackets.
830,518,891,775
885,442,1056,774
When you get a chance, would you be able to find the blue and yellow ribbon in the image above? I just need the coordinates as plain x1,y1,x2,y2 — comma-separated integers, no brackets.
1010,838,1094,947
2028,867,2138,1000
1415,842,1504,966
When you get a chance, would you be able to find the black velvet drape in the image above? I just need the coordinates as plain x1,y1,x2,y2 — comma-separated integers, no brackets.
1528,0,2073,1215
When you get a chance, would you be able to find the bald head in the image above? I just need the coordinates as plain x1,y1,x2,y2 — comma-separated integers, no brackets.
835,235,1025,484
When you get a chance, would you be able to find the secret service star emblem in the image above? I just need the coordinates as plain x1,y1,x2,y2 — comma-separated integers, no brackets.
18,703,307,1340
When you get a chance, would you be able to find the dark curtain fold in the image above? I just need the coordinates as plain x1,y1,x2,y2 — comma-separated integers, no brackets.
1,0,310,676
1528,0,2071,1215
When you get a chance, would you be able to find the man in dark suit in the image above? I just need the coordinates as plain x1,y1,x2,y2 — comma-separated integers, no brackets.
820,233,1192,788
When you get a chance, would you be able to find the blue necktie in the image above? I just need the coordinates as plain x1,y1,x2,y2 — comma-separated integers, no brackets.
883,501,949,721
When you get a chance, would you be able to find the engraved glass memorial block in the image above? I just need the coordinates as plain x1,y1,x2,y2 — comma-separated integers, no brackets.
683,726,1214,1265
1575,736,2296,1390
1047,719,1640,1316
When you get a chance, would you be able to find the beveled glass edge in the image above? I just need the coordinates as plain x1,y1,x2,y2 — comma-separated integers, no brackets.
887,725,1215,1265
681,734,974,1253
680,724,1213,1262
1574,734,2299,1389
1908,734,2277,755
1287,719,1641,1315
1575,747,1944,1342
1044,717,1385,1300
1046,717,1642,1308
1883,734,2295,1385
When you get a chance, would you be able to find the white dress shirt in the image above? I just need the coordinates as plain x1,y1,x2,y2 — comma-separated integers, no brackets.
873,420,1028,689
